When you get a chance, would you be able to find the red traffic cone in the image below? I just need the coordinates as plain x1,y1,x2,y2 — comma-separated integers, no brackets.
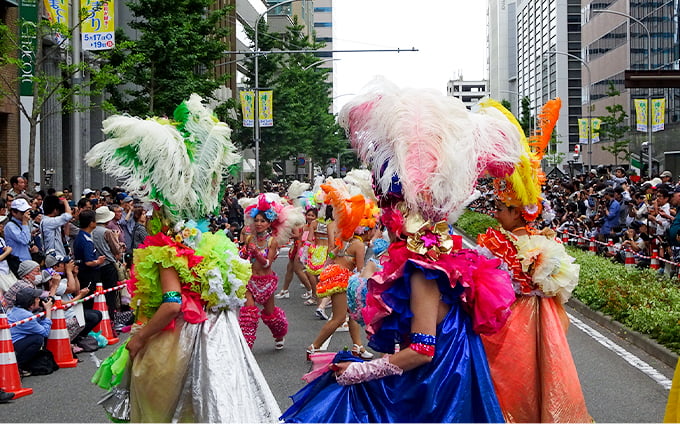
93,283,119,345
561,231,569,245
650,249,660,270
0,313,32,399
624,250,636,269
589,237,597,255
45,296,78,368
577,231,586,248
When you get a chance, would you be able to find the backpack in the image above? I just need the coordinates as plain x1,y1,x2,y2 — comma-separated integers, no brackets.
25,348,59,375
0,237,21,276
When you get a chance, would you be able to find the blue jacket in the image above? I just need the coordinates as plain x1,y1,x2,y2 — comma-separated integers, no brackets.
8,306,52,343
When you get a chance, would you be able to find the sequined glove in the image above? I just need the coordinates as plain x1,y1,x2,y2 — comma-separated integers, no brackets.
335,355,403,386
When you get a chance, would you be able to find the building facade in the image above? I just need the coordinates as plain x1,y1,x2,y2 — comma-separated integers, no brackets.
447,79,490,108
0,1,20,179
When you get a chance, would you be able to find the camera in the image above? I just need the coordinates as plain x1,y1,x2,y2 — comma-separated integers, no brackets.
73,259,83,265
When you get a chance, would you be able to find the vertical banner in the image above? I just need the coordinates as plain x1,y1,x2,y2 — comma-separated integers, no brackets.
591,117,601,143
81,0,115,50
239,90,274,127
19,0,38,96
578,118,589,144
635,99,648,132
44,0,68,43
240,91,254,127
259,90,273,127
652,98,665,132
578,118,601,143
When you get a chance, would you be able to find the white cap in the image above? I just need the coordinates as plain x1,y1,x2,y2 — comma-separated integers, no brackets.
10,198,31,212
82,188,95,196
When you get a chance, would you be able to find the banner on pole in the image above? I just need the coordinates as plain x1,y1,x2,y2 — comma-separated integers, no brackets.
44,0,68,43
239,90,273,127
635,99,648,132
578,118,601,143
652,98,665,132
81,0,115,50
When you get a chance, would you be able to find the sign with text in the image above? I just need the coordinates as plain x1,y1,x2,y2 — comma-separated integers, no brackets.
81,0,115,50
19,0,38,96
239,90,274,127
44,0,68,44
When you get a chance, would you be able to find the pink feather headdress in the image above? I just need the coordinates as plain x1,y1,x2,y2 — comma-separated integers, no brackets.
338,77,524,224
238,193,305,245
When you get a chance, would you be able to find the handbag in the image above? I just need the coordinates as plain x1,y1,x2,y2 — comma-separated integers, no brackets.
5,254,21,276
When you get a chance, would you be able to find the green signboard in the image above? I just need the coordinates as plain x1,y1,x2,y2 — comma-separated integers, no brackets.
19,0,38,96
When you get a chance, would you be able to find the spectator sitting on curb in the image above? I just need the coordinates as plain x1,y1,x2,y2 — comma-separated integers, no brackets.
7,287,53,377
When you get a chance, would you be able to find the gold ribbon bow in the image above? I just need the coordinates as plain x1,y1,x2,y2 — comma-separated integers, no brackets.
406,220,454,260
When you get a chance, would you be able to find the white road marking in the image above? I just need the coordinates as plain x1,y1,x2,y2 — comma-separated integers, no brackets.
568,313,672,390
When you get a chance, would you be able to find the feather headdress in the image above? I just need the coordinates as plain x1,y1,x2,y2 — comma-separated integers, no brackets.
490,98,562,222
239,193,305,246
321,178,366,245
286,180,311,208
85,94,240,223
338,77,523,225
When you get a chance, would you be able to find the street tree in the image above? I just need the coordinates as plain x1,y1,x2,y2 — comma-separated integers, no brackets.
104,0,231,117
0,1,117,181
598,82,631,166
231,19,346,180
519,96,532,137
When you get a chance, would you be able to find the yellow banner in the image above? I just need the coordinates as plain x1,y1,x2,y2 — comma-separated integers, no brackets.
635,99,648,132
652,98,665,132
240,91,255,127
259,90,273,127
81,0,115,50
578,118,601,143
239,90,274,127
44,0,68,43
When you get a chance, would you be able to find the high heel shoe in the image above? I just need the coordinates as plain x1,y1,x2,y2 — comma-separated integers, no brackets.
306,344,325,361
274,290,290,299
351,344,374,360
301,290,312,299
275,338,285,350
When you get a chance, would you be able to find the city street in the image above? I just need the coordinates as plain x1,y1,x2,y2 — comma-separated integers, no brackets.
0,245,675,422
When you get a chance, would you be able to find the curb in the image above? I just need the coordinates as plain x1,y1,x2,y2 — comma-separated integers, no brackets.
567,298,678,368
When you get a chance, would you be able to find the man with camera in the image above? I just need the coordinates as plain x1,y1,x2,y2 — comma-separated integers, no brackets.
41,195,73,258
597,188,621,241
7,287,53,376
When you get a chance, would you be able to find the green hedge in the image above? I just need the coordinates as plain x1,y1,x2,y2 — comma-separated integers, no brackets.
456,210,680,354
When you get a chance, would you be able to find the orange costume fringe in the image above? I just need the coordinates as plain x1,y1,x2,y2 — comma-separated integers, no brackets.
316,264,352,298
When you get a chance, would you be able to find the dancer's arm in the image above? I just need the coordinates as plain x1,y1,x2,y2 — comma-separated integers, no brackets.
127,266,182,360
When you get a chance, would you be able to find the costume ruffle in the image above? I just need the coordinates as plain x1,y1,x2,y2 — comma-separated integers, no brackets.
305,245,328,274
364,241,515,352
128,232,250,321
665,359,680,422
347,274,368,325
478,227,579,303
316,264,352,298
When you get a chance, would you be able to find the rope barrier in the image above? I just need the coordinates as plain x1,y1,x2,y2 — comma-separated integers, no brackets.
6,283,126,328
468,206,680,268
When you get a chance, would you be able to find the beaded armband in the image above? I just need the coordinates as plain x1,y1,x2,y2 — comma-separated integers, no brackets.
162,291,182,304
410,332,436,357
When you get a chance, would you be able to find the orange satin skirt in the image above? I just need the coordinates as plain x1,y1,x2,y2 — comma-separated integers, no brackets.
481,296,592,423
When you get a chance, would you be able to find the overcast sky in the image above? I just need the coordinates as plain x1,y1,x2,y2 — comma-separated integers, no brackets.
331,1,488,112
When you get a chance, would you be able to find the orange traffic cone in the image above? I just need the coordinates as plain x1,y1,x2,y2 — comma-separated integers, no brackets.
0,313,32,399
650,249,660,270
45,296,78,368
93,283,119,345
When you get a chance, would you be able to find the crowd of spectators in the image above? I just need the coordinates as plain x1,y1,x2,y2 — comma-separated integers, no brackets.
470,166,680,275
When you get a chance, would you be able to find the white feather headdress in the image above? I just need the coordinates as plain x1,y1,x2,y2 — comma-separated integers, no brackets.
85,94,240,222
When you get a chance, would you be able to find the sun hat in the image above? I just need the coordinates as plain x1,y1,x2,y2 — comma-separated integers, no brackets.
95,206,116,224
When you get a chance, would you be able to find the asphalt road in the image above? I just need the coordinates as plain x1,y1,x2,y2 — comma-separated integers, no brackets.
1,245,675,422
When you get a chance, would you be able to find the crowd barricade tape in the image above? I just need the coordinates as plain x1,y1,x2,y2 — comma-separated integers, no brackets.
0,313,33,399
92,283,119,345
45,296,78,368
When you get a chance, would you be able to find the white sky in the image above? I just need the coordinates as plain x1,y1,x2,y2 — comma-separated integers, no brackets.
332,1,488,113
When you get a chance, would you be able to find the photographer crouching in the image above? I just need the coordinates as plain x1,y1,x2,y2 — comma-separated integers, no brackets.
7,287,53,377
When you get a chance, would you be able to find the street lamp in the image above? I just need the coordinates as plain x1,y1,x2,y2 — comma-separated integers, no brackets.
254,0,305,191
302,58,340,71
543,51,592,172
593,9,653,178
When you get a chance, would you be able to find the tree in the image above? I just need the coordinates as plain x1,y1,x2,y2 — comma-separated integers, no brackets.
598,82,631,166
519,96,532,137
500,99,512,113
104,0,231,116
0,1,117,181
231,19,347,180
